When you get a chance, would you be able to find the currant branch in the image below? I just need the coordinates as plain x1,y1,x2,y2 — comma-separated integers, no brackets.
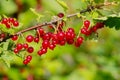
0,2,114,43
0,1,118,65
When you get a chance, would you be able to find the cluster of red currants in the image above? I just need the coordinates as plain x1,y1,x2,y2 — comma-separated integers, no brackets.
13,42,34,63
0,18,19,28
23,55,32,65
81,20,104,36
13,43,34,53
36,27,83,56
12,27,84,65
13,42,34,65
11,13,104,65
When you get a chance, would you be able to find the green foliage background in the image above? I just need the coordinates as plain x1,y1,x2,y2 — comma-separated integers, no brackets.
0,0,120,80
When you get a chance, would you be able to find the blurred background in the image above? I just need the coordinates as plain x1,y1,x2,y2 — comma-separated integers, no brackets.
0,0,120,80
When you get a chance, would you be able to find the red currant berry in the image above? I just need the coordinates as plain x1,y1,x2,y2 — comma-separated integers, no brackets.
84,20,90,29
96,22,104,28
9,18,14,23
26,35,34,42
5,23,11,28
49,44,56,50
92,26,98,32
27,47,34,53
67,28,75,33
23,60,28,65
14,48,19,54
75,37,84,47
41,48,47,54
34,37,39,43
48,32,53,36
66,32,74,40
67,39,74,44
75,42,81,47
42,40,50,48
37,50,43,56
37,28,44,36
16,43,23,50
42,33,51,40
51,34,58,40
59,40,66,46
57,32,65,40
1,18,8,24
85,30,92,36
66,32,71,39
26,58,31,62
26,55,32,60
81,28,87,34
11,35,18,41
71,33,76,38
52,40,58,45
23,43,29,49
26,56,32,62
13,21,19,27
57,13,64,18
76,37,84,44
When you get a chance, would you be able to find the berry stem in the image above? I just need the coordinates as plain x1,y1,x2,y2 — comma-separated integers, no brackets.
20,33,26,41
51,24,57,33
77,30,81,38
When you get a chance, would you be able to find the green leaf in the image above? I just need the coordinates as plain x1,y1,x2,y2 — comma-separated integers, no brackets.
56,0,68,11
94,17,108,21
1,51,13,68
30,8,44,22
104,17,120,30
19,10,37,28
0,50,16,68
2,57,10,68
3,41,9,50
0,0,17,15
76,13,81,18
91,11,99,19
63,17,67,21
42,0,65,14
0,47,3,56
72,0,87,11
0,47,2,52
